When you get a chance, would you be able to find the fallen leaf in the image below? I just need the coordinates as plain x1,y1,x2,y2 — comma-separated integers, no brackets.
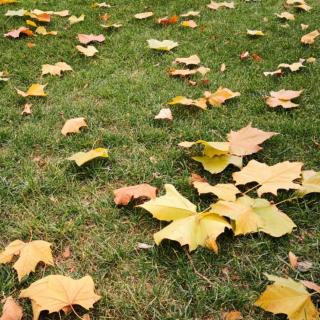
301,24,309,30
113,184,157,205
193,181,240,201
78,34,105,44
174,55,201,66
136,242,154,250
254,274,318,320
297,170,320,196
211,196,296,236
5,8,26,16
181,20,197,28
81,314,91,320
26,20,37,27
0,240,53,281
62,246,71,259
30,9,69,17
0,297,23,320
247,29,265,36
204,87,240,106
207,1,235,10
0,0,17,4
4,26,33,38
168,68,198,77
301,281,320,293
240,51,250,60
139,184,231,252
180,11,200,17
266,89,303,109
27,42,35,48
76,45,98,57
42,62,73,76
35,26,57,36
278,59,305,72
301,30,320,44
168,96,207,110
0,71,9,81
101,23,122,29
233,160,303,196
21,103,32,115
154,108,173,120
67,148,108,166
227,123,278,156
306,57,316,63
220,63,226,72
61,117,87,136
252,53,263,61
16,83,47,97
92,2,111,8
147,39,178,51
222,310,243,320
276,12,295,21
19,275,101,320
288,251,298,269
134,12,153,19
68,14,85,25
193,155,242,174
190,173,208,184
297,260,313,272
158,16,179,25
263,69,283,77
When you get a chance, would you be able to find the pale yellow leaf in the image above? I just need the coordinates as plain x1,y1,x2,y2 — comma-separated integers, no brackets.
67,148,108,166
207,1,235,10
76,45,98,57
61,117,87,136
278,59,305,72
275,12,295,21
180,11,200,17
297,170,320,196
193,181,240,201
174,55,201,66
35,26,57,36
16,83,47,97
42,62,72,76
204,87,240,106
154,108,173,120
134,12,153,19
247,29,265,36
181,20,197,28
68,14,85,25
147,39,178,51
21,103,32,115
301,30,319,44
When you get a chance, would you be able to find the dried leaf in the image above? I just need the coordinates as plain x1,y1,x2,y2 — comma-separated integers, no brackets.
276,12,295,21
21,103,32,115
92,2,111,8
27,42,35,48
263,69,283,77
68,14,85,25
134,12,153,19
233,160,303,196
147,39,178,51
193,181,240,201
297,170,320,196
4,26,33,38
0,0,17,4
101,23,122,29
154,108,173,120
297,261,313,272
5,9,26,16
67,148,108,166
306,57,316,63
222,310,243,320
240,51,250,60
42,62,73,76
76,45,98,57
35,26,57,36
0,240,53,281
113,184,157,205
204,87,240,106
19,275,101,320
266,89,303,109
139,184,231,252
158,16,179,25
174,55,201,66
301,24,309,30
227,123,278,156
16,83,47,97
211,196,296,236
301,30,319,44
288,251,298,269
301,281,320,293
207,1,235,10
181,20,197,28
0,297,23,320
220,63,226,72
136,243,154,250
61,117,87,136
168,96,207,110
78,34,105,44
0,71,9,81
278,59,305,72
252,53,263,61
180,11,200,17
254,274,318,320
247,29,265,36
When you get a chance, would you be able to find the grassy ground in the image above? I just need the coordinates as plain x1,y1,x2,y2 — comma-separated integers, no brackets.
0,0,319,319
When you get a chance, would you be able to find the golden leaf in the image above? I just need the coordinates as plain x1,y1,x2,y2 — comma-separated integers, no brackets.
113,184,157,205
168,96,207,110
181,20,197,29
19,275,101,320
193,181,240,201
275,12,295,20
61,117,87,136
16,83,47,97
233,160,303,196
147,39,178,51
247,29,265,36
67,148,108,166
204,87,240,106
35,26,57,35
77,34,105,44
0,240,53,281
254,274,319,320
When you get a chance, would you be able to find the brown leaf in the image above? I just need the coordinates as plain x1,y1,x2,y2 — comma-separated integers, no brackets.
222,310,243,320
252,53,263,61
190,173,208,185
0,297,23,320
154,108,173,120
288,251,298,269
297,260,313,272
78,34,105,44
4,26,33,38
301,280,320,293
21,103,32,116
158,15,179,25
113,184,157,205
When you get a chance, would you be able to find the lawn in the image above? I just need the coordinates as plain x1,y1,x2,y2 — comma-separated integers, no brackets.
0,0,319,319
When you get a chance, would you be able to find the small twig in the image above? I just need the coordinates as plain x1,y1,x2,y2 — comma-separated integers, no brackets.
275,196,299,206
184,248,214,286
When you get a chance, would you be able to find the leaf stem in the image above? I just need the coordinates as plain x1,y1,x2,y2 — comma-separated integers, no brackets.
275,196,299,206
242,184,259,195
70,305,85,320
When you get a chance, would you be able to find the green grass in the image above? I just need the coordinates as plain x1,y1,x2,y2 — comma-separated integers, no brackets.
0,0,319,319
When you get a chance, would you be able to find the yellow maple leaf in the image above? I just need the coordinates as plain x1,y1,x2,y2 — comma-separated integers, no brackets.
207,1,235,10
35,26,57,35
227,123,278,156
42,62,73,76
68,148,108,166
68,14,85,25
147,39,178,51
20,275,101,320
76,45,98,57
0,240,53,281
301,30,320,44
275,12,295,20
247,29,265,36
61,117,87,136
233,160,303,196
211,196,296,236
297,170,320,196
16,83,47,97
168,96,208,110
139,184,231,252
0,0,16,4
204,87,240,106
181,20,197,29
134,12,153,19
254,274,319,320
174,55,201,66
179,140,230,156
193,182,240,201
